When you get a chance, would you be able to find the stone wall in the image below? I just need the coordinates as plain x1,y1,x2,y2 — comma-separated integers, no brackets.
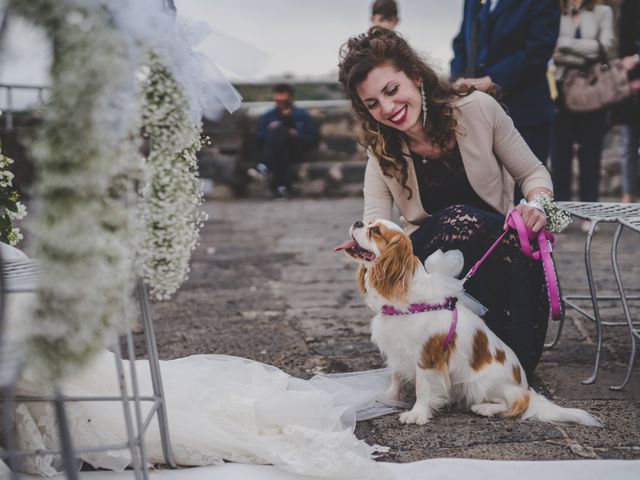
1,100,632,202
200,100,631,201
200,100,368,199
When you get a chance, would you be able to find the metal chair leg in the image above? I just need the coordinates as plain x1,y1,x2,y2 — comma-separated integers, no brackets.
137,280,175,468
610,224,638,391
53,387,79,480
112,342,145,480
1,384,19,479
583,220,603,385
545,314,565,348
125,331,150,475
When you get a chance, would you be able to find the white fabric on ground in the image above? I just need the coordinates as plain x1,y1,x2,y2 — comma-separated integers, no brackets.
14,351,395,479
11,458,640,480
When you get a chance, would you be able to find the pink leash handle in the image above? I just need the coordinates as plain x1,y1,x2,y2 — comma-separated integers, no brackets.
462,209,564,321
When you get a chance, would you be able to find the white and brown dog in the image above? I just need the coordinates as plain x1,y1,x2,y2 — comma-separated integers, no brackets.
335,219,601,427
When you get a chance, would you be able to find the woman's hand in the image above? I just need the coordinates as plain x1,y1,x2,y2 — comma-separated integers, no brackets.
453,76,494,93
621,54,640,72
505,203,547,233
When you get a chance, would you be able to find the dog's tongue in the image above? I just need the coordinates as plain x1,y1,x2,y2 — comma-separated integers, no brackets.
333,239,356,252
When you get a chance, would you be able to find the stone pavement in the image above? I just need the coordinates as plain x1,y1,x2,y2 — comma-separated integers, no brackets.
144,197,640,463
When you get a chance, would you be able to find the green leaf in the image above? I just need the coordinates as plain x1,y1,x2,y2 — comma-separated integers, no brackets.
0,214,11,230
0,197,17,212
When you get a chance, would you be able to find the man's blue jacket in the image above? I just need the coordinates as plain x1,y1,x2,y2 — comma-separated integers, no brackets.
451,0,560,128
256,106,318,147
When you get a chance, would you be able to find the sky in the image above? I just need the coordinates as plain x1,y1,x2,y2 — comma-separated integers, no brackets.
0,1,465,108
175,0,465,81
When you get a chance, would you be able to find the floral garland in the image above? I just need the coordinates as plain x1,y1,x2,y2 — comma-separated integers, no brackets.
139,52,207,300
10,0,142,381
0,144,27,245
532,194,573,233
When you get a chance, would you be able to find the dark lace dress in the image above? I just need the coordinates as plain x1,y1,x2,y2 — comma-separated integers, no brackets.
408,147,549,380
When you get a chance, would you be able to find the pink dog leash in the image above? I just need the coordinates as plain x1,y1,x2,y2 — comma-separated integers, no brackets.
462,209,564,321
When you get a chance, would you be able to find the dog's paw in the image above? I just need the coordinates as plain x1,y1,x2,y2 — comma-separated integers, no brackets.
399,409,431,425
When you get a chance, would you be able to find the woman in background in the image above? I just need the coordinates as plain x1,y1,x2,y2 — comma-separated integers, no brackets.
550,0,614,209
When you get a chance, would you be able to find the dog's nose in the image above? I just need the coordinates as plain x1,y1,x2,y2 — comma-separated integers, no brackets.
353,220,364,229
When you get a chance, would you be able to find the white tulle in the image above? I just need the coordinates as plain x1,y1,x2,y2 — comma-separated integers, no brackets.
422,250,488,317
13,351,401,478
105,0,267,119
3,246,401,478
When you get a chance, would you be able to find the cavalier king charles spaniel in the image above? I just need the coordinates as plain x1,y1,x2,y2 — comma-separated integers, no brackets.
335,219,600,427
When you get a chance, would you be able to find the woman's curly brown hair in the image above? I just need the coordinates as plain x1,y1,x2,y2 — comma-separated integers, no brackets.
338,27,473,197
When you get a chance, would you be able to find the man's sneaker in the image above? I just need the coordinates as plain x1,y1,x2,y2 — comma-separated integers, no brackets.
274,185,290,199
247,163,269,180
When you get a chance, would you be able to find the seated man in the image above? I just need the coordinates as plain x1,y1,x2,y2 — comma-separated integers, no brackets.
248,83,318,198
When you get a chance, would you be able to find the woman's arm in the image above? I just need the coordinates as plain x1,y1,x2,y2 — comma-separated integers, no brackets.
478,93,553,232
362,153,394,224
553,49,592,66
555,36,600,60
483,95,553,196
596,6,615,53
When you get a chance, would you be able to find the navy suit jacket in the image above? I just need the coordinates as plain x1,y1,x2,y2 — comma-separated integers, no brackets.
451,0,560,128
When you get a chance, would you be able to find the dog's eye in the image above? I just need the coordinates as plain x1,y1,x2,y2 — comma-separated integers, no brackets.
371,226,381,235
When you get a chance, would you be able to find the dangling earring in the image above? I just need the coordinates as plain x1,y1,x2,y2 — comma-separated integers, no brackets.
421,82,428,128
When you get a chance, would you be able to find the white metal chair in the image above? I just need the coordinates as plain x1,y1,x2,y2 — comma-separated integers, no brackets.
547,202,640,389
0,255,176,479
610,217,640,390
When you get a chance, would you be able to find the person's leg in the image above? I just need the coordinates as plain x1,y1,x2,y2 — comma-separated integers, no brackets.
275,136,316,196
515,123,551,201
410,205,549,381
259,125,293,194
620,122,640,202
575,109,607,202
550,100,575,201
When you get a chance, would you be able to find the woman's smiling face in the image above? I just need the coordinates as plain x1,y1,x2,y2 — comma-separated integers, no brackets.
356,62,422,134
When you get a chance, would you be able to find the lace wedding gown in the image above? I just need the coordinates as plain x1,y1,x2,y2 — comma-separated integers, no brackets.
13,350,400,478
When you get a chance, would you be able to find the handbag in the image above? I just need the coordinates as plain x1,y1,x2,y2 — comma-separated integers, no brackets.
561,42,631,113
462,209,564,321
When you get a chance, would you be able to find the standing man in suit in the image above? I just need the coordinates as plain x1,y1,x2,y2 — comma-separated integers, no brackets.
451,0,560,183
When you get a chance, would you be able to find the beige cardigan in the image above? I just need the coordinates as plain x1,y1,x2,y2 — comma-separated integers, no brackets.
553,5,614,80
363,91,553,232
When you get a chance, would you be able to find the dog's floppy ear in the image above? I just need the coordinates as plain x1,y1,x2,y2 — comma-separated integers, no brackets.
369,233,419,302
357,265,367,295
424,249,464,278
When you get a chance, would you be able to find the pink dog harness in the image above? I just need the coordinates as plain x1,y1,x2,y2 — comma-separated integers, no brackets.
381,297,458,350
462,209,564,321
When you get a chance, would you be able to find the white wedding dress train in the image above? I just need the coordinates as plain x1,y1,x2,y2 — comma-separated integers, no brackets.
0,243,401,479
13,350,401,479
